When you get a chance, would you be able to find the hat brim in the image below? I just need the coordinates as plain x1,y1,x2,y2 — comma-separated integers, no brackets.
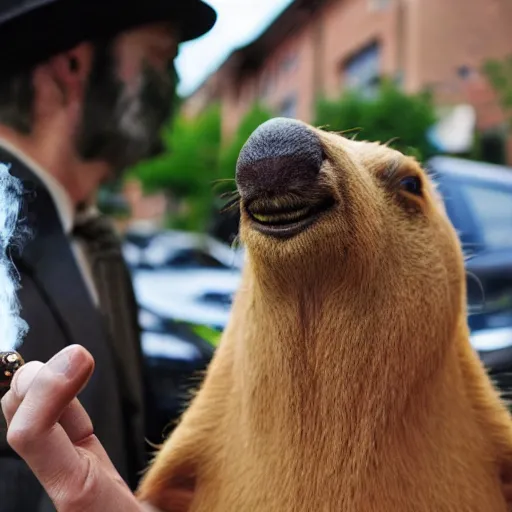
0,0,217,72
175,0,217,42
128,0,217,43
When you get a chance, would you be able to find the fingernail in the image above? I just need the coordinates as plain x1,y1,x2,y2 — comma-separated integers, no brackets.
46,346,79,377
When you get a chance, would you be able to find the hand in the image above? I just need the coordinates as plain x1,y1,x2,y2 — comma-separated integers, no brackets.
1,345,157,511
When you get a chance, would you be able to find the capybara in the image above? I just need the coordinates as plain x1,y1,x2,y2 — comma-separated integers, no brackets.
137,118,512,511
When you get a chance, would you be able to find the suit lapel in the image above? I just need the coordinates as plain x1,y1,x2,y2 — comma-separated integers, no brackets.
0,147,112,362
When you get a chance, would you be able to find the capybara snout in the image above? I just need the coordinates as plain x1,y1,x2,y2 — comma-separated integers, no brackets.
236,117,325,198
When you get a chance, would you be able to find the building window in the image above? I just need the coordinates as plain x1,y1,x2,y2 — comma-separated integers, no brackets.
457,65,478,81
260,72,274,99
280,52,298,74
479,129,507,166
369,0,391,10
342,41,381,97
278,94,298,118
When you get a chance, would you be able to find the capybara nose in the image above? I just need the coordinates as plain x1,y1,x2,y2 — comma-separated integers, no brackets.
236,117,324,199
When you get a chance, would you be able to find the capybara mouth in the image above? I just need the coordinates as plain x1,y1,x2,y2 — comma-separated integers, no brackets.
246,195,335,238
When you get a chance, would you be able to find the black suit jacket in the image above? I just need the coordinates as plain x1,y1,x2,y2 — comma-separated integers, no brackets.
0,147,148,511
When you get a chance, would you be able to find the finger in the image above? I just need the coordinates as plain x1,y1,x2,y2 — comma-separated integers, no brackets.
8,345,94,438
5,356,96,445
1,354,93,429
1,361,44,425
7,346,141,511
6,346,95,484
5,347,117,472
58,397,120,474
14,421,136,512
58,397,94,443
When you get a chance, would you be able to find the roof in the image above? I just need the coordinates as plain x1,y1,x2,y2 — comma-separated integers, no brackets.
184,0,328,98
227,0,326,78
427,155,512,186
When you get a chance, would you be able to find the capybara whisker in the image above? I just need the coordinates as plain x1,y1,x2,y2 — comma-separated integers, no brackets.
219,197,240,214
384,137,401,148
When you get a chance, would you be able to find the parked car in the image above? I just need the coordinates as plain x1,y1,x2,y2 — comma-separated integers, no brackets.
132,264,242,332
122,223,162,268
124,230,242,436
138,304,216,444
138,229,245,270
426,156,512,397
125,229,243,331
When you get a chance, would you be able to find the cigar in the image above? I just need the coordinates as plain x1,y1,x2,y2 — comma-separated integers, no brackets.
0,351,25,395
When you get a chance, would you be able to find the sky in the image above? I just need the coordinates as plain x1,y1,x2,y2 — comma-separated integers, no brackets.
175,0,294,97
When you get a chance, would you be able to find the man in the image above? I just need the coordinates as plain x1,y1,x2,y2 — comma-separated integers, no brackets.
0,0,217,510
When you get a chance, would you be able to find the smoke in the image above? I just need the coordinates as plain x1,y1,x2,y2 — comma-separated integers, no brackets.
0,163,28,351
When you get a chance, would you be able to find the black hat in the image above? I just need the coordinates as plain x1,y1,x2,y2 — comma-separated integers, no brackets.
0,0,217,72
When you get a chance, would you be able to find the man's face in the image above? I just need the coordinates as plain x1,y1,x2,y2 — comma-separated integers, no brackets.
75,22,179,176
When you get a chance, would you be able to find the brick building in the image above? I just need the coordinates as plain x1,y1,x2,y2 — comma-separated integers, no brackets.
182,0,512,163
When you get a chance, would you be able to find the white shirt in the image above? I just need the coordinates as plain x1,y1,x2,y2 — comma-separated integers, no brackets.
0,138,100,306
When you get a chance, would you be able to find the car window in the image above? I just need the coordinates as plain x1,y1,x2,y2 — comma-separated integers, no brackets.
168,249,227,269
460,183,512,250
433,177,483,252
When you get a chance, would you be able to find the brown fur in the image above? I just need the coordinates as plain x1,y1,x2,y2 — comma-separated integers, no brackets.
136,121,512,511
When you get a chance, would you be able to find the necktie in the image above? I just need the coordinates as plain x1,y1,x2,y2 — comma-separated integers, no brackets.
72,209,147,489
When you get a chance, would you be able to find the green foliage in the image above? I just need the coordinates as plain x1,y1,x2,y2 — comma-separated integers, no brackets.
482,56,512,125
314,79,438,161
127,104,221,231
191,324,222,347
130,104,222,195
128,103,273,233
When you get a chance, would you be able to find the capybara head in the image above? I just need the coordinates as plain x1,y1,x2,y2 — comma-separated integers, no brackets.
235,117,466,361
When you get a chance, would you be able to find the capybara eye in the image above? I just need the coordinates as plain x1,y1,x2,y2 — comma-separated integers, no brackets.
399,176,422,196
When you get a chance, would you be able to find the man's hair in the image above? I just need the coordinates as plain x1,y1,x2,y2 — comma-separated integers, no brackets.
0,68,35,134
0,39,113,135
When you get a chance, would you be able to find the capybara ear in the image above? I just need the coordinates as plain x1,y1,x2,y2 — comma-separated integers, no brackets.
138,466,196,512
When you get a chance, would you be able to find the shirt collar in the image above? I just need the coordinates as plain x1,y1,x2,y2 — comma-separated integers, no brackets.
0,137,75,235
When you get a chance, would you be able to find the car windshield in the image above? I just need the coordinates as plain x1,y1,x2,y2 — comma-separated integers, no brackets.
459,182,512,250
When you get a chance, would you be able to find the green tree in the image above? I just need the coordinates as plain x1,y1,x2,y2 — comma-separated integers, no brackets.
127,103,274,234
314,80,437,161
127,103,222,231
